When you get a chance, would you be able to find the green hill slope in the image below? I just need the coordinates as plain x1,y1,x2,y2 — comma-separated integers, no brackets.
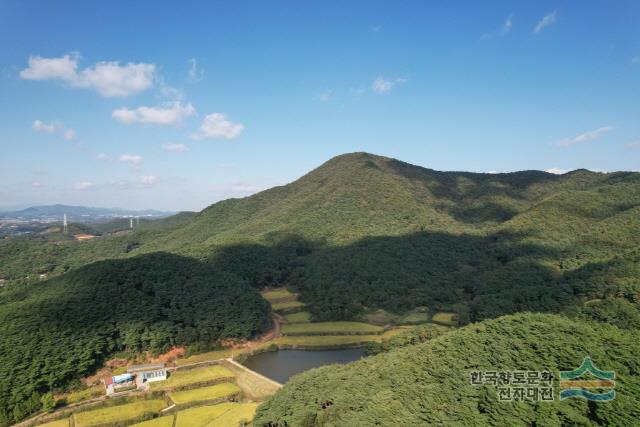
254,313,640,426
0,253,270,425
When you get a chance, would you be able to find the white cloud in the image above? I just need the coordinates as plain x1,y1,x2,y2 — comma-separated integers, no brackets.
315,91,332,102
20,53,156,97
191,113,244,140
31,181,43,188
633,56,640,64
119,154,144,168
33,119,77,141
626,140,640,148
96,153,112,161
545,167,570,175
63,128,76,141
74,181,95,190
372,76,407,94
163,143,188,152
139,175,159,186
487,170,500,174
188,58,204,83
112,102,195,125
20,54,78,81
533,11,557,34
555,126,612,147
482,15,513,39
372,25,383,33
33,120,57,133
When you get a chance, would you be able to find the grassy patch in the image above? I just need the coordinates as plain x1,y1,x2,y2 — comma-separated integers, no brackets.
169,383,241,405
63,385,104,404
150,365,234,390
271,300,306,312
208,403,258,426
284,311,312,323
399,308,430,324
73,400,166,427
282,321,383,336
174,402,237,427
262,288,296,302
37,419,69,427
271,335,381,347
174,349,233,366
130,416,175,427
357,309,399,326
431,312,458,326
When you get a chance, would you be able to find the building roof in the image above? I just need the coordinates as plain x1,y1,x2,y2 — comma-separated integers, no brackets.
104,376,113,385
127,363,165,373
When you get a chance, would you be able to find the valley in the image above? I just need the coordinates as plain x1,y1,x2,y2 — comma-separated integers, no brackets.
1,153,639,426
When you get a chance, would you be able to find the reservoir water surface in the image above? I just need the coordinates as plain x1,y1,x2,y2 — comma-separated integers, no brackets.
242,348,366,383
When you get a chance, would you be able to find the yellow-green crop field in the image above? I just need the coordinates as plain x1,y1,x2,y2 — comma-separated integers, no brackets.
169,382,241,405
262,288,296,302
431,312,458,326
284,311,312,323
174,402,238,427
37,419,69,427
271,300,306,311
282,321,383,335
73,399,166,427
399,310,430,324
272,334,380,347
174,349,233,366
130,415,174,427
208,403,258,427
150,365,234,390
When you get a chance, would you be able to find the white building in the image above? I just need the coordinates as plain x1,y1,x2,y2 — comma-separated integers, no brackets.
127,363,167,384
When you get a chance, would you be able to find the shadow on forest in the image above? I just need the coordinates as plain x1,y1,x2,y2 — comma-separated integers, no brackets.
206,229,577,323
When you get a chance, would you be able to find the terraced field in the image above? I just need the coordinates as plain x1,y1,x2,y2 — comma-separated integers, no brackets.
150,365,234,391
282,321,383,335
168,383,241,405
73,399,166,427
431,311,458,326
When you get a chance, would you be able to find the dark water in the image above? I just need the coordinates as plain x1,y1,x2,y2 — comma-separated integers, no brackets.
242,348,366,383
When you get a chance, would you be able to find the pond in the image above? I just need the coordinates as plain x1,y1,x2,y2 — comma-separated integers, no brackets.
242,348,366,383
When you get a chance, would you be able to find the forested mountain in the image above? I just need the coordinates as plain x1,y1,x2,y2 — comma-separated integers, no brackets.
1,152,639,424
255,313,640,426
0,253,270,425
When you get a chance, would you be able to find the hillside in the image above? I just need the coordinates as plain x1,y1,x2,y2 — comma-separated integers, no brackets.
0,253,271,425
254,313,640,426
2,153,639,321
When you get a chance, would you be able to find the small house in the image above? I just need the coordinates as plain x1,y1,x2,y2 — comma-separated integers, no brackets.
127,363,167,383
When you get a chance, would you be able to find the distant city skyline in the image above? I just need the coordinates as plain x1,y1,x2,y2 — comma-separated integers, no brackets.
1,1,639,211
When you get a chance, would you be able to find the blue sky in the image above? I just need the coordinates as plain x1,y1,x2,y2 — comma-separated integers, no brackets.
1,0,639,211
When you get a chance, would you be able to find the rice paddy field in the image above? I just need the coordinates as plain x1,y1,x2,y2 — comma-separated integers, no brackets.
173,402,257,427
168,383,241,405
72,399,166,427
262,288,296,302
130,416,175,427
150,365,234,390
36,419,69,427
282,321,383,336
431,312,458,326
284,311,312,323
271,300,306,312
272,334,384,347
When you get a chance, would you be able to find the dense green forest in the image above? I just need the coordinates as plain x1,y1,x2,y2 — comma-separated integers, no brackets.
255,313,640,426
0,253,270,425
1,152,639,424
